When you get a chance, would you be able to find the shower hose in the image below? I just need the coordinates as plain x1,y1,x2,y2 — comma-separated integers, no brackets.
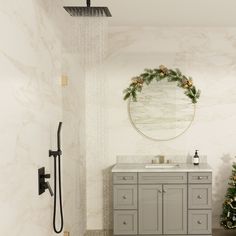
53,153,64,233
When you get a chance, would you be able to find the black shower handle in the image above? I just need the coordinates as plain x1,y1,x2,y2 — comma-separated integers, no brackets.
44,174,51,179
45,182,54,197
57,122,62,153
49,122,62,157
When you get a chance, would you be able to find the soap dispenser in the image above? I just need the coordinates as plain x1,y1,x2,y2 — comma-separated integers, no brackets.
193,150,199,165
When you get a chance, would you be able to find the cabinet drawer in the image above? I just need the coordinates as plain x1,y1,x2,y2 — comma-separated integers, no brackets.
139,172,187,184
113,173,137,184
188,172,212,184
113,185,137,209
188,210,212,234
189,184,212,209
114,210,137,235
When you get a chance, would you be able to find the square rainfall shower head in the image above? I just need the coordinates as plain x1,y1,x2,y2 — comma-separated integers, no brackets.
64,6,112,17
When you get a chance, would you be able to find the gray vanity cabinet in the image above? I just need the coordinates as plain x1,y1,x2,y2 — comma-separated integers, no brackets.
113,171,212,236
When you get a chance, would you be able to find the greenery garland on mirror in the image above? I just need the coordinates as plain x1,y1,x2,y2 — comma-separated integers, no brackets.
123,65,200,104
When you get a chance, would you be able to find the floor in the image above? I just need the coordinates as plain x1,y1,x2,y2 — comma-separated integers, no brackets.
213,229,236,235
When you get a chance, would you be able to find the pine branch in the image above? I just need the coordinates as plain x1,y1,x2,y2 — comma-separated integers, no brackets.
123,65,200,103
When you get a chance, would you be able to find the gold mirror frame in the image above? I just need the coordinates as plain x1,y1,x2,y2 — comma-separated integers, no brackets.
128,99,196,142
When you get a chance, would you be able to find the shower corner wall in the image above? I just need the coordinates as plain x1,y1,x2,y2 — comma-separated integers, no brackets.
44,1,88,235
61,52,87,236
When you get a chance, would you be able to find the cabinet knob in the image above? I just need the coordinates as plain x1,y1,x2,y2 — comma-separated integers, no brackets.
163,190,167,193
197,195,202,199
158,190,162,193
198,176,203,180
122,177,127,180
197,220,202,225
122,195,127,199
123,221,127,225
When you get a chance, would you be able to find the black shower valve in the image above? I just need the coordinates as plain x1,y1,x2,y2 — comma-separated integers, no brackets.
38,167,53,197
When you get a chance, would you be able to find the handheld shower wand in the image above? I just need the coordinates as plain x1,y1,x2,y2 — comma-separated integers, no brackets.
49,122,64,234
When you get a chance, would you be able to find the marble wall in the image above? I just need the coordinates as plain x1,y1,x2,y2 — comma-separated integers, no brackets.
0,1,86,236
62,52,86,236
86,27,236,230
2,1,236,234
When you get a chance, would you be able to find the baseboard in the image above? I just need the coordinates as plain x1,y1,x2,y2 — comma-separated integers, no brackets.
85,230,112,236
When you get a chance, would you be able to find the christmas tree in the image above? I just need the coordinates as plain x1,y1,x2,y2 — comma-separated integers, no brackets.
221,162,236,229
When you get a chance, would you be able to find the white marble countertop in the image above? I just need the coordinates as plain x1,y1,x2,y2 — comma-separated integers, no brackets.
112,163,212,172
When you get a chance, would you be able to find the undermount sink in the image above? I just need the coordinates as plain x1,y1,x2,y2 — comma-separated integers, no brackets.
145,164,180,169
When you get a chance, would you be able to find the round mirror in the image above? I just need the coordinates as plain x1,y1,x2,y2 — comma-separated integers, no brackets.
128,80,195,141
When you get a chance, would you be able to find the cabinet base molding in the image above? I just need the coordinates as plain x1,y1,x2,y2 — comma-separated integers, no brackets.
86,231,212,236
85,230,112,236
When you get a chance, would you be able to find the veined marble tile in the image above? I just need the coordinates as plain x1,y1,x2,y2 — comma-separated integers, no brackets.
0,1,86,236
86,26,236,230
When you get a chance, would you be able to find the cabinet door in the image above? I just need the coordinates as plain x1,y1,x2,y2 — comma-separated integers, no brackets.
163,184,187,234
139,185,162,234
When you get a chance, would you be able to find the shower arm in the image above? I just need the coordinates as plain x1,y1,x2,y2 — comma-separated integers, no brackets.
87,0,91,7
